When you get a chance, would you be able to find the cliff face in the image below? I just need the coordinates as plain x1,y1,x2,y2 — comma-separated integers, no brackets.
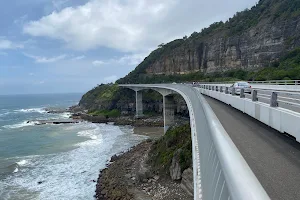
146,17,300,75
80,0,300,113
117,0,300,84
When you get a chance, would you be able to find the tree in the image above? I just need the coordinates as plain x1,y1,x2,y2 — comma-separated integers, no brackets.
158,43,165,48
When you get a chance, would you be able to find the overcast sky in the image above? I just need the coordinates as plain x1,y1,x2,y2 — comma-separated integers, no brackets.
0,0,257,95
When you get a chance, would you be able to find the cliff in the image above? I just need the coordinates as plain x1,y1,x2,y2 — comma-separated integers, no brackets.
80,0,300,113
118,0,300,84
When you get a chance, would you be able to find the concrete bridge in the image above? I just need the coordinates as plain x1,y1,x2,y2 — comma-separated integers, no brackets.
120,84,271,200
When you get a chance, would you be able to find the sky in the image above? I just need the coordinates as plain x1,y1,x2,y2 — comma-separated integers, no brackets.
0,0,257,95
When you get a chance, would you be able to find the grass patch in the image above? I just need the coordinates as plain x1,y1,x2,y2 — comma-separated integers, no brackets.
148,124,192,175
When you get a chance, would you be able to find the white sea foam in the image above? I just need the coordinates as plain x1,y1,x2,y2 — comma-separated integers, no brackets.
15,108,47,114
16,160,28,166
59,112,71,119
0,123,147,200
0,112,11,117
13,167,18,173
3,121,38,129
77,127,100,140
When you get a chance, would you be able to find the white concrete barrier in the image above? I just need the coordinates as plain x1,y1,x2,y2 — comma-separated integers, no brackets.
197,87,300,142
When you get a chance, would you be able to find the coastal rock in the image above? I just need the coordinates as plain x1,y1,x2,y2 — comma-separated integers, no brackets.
137,154,153,183
169,149,182,180
180,168,194,196
110,154,118,162
144,15,300,75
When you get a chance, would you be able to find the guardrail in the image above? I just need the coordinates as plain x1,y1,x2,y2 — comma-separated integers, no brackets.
121,84,270,200
191,80,300,85
197,85,300,113
249,80,300,85
196,84,300,142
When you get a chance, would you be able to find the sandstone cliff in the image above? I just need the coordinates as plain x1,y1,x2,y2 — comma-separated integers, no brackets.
118,0,300,84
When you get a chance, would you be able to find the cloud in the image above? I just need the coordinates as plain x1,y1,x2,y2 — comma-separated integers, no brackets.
24,53,66,63
92,53,147,67
0,39,24,50
92,60,105,66
23,0,257,52
113,53,147,66
72,55,85,60
103,75,118,83
52,0,70,10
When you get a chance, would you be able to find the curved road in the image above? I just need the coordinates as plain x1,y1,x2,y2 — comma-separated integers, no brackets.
204,95,300,200
121,84,269,200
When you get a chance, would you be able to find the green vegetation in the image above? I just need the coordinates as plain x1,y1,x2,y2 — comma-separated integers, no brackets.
81,83,119,103
79,83,135,111
88,109,121,118
117,39,185,84
80,47,300,115
121,48,300,84
148,124,192,174
80,0,300,115
116,0,300,85
118,71,205,84
217,48,300,81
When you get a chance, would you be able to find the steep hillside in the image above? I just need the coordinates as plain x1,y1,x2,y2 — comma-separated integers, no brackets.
118,0,300,84
79,0,300,113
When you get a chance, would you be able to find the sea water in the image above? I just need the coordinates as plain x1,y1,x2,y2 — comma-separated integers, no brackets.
0,94,147,200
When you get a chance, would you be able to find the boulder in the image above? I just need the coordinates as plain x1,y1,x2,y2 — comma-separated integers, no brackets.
169,149,182,180
181,168,193,196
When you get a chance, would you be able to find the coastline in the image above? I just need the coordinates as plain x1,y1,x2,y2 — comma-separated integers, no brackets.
94,123,192,200
95,140,192,200
68,107,192,199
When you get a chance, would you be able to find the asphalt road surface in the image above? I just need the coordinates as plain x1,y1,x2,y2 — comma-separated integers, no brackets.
204,95,300,200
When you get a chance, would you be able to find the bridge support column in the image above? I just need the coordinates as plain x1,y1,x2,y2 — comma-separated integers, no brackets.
163,95,175,133
135,90,143,118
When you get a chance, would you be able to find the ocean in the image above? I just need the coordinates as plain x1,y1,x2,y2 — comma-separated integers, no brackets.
0,93,147,200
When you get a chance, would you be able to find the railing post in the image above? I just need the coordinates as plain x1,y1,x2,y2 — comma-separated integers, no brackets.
220,86,223,93
216,86,219,91
225,87,229,94
252,90,258,101
232,88,236,96
209,86,211,90
270,92,278,107
240,88,245,98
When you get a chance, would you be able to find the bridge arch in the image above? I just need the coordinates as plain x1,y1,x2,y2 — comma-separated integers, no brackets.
120,84,270,200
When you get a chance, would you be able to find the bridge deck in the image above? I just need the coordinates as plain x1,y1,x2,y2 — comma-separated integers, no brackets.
204,96,300,200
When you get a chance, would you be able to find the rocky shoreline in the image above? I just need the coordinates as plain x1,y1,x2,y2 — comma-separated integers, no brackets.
71,111,189,128
95,140,193,200
68,106,192,199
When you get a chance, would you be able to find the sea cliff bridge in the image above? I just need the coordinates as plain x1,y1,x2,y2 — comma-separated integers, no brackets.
120,80,300,200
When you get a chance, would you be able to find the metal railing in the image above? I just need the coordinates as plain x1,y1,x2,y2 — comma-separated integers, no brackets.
197,85,300,113
249,80,300,85
121,84,270,200
190,80,300,86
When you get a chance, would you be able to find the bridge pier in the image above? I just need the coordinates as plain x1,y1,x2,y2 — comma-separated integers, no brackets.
163,95,175,133
132,88,176,132
135,90,144,118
